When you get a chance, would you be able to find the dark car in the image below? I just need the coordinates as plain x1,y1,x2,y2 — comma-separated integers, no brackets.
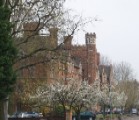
72,111,96,120
10,112,22,118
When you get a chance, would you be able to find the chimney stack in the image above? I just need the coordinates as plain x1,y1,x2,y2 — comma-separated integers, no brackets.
64,35,73,50
49,28,58,48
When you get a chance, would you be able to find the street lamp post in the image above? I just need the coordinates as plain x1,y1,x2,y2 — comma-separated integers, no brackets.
109,83,112,120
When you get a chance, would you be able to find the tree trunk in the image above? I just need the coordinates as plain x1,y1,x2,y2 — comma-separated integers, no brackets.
76,111,81,120
103,105,106,118
66,110,72,120
0,101,4,120
3,96,9,120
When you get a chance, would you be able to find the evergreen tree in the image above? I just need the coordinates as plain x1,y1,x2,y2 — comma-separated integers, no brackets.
0,2,17,101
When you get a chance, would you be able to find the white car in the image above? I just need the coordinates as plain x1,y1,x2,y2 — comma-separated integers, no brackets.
10,111,42,118
20,112,40,118
18,112,28,118
131,108,138,114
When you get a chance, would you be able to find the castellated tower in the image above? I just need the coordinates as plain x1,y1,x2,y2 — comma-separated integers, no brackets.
69,32,100,84
85,33,97,84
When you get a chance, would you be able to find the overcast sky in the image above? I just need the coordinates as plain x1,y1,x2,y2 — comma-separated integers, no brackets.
64,0,139,79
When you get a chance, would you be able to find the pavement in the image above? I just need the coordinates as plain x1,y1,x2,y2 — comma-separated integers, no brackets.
121,115,139,120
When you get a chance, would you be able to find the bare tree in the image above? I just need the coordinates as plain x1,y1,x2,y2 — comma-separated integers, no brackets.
113,61,134,81
100,55,135,81
100,54,112,65
116,80,139,111
0,0,91,72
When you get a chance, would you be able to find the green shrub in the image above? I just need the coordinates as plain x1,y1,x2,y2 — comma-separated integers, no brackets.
54,105,64,115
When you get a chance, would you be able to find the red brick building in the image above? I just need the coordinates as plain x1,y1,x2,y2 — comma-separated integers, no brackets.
16,22,113,85
15,23,82,85
12,22,114,112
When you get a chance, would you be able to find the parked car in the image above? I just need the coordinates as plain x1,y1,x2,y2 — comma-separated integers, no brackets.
10,112,22,118
38,113,43,117
18,112,29,118
72,111,96,120
131,108,138,115
113,108,123,114
10,111,42,118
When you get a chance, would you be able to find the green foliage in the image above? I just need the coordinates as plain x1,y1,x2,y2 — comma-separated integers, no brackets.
54,105,64,115
0,6,17,100
0,0,4,7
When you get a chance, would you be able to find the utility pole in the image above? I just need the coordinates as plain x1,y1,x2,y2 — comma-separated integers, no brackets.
109,78,112,120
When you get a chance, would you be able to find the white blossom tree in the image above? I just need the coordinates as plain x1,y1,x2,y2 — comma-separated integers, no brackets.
29,80,100,119
97,83,127,117
71,80,100,120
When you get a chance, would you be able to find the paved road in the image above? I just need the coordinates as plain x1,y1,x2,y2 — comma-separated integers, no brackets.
122,115,139,120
